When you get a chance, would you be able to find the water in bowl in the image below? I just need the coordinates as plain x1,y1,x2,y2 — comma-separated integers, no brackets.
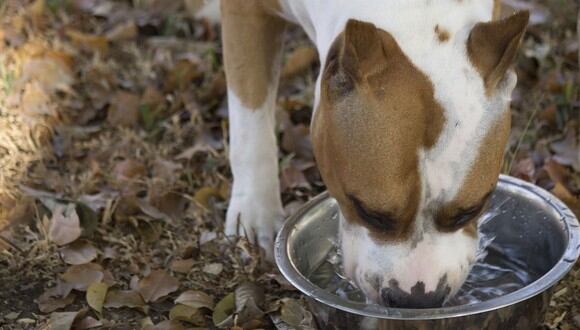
307,209,542,308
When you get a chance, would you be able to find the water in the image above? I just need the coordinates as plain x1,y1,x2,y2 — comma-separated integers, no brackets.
307,226,541,308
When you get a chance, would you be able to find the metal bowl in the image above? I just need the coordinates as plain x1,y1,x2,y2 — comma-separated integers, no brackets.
275,175,580,329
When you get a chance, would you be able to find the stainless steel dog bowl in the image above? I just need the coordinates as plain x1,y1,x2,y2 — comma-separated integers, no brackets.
275,175,580,329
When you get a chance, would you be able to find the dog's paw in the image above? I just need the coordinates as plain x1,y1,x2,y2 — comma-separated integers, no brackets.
225,195,285,261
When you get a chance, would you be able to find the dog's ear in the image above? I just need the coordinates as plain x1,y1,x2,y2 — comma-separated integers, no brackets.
467,11,529,92
324,19,401,97
340,19,400,80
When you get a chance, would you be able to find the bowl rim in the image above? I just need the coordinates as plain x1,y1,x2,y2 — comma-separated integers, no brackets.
274,175,580,320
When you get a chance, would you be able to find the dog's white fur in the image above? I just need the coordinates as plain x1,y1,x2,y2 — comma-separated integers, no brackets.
220,0,517,302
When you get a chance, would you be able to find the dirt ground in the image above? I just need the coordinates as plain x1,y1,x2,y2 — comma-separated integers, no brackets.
0,0,578,329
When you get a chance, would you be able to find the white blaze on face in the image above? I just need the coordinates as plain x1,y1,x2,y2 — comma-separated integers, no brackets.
340,212,478,303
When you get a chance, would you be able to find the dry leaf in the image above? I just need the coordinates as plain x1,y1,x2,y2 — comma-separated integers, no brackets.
20,82,57,117
65,29,109,54
202,263,223,275
19,52,74,93
145,320,185,330
61,263,104,291
107,91,141,127
76,316,103,329
281,124,313,160
86,282,108,314
280,298,315,329
550,130,579,171
164,59,202,91
212,292,234,328
169,304,206,325
49,311,79,330
37,288,76,313
281,46,318,80
234,282,265,325
175,290,214,310
104,290,146,309
193,187,220,209
170,259,194,274
106,21,138,41
138,270,179,302
60,240,98,265
510,157,535,182
551,183,580,217
49,203,82,246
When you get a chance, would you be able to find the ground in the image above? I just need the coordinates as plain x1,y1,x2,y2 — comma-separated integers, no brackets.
0,0,577,329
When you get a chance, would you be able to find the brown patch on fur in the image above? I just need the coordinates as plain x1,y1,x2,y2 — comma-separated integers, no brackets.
312,20,446,242
436,109,511,231
221,0,286,109
434,25,450,43
467,11,529,94
463,221,478,238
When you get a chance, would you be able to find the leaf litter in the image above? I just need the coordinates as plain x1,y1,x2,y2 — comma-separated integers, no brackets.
0,0,577,329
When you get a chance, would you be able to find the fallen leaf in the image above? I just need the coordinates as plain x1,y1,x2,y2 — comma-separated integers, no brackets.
49,203,82,246
281,124,313,160
170,259,194,274
544,159,569,184
75,202,100,237
5,312,20,320
550,129,579,171
65,29,109,54
212,292,234,328
281,46,318,80
280,298,315,329
175,290,214,310
37,288,76,313
280,161,311,191
202,262,223,275
107,91,141,127
86,282,108,314
61,263,104,291
551,183,580,217
114,159,146,181
510,157,535,182
60,240,98,265
106,21,138,41
235,282,265,324
49,311,79,330
138,270,179,302
145,320,185,330
193,187,220,209
19,51,74,93
76,316,103,329
104,290,146,309
169,304,206,325
164,59,203,91
20,82,57,117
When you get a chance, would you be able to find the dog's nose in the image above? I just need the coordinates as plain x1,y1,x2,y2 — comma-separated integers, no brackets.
380,281,449,308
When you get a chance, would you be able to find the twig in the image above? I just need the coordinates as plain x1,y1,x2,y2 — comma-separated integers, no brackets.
0,235,23,254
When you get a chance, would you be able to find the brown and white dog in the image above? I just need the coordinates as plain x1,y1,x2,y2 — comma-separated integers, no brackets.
219,0,528,308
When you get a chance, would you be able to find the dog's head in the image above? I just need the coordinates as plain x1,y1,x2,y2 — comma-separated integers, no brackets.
311,13,528,307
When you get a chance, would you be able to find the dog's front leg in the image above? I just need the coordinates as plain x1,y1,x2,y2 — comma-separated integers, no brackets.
221,0,287,260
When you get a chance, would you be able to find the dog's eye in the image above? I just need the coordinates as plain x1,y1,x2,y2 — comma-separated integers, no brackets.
451,201,488,228
349,195,395,232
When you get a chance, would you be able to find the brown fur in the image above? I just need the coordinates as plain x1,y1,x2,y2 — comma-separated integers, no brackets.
221,0,286,109
436,109,511,231
467,11,529,94
434,25,450,43
312,20,445,242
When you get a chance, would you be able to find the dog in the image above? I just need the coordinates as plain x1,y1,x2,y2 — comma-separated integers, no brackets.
219,0,528,308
